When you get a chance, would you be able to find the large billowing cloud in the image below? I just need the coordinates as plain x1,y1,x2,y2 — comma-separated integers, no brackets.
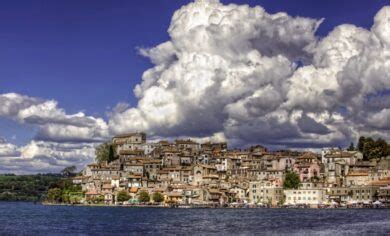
0,1,389,173
109,1,390,148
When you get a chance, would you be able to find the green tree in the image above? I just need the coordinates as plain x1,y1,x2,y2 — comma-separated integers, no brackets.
152,192,164,203
364,138,389,160
95,142,117,163
138,191,150,203
362,137,374,159
117,190,130,202
357,136,366,152
47,188,62,203
347,142,355,151
61,166,77,177
283,171,301,189
94,195,104,204
108,145,115,162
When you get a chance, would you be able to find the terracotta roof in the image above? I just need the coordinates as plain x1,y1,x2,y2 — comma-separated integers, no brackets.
203,174,219,179
125,163,144,167
167,192,183,197
120,150,144,155
86,190,99,195
298,152,318,159
347,172,369,176
175,139,198,145
198,164,216,169
208,189,222,194
128,175,142,179
369,177,390,186
324,151,358,158
130,187,138,193
143,159,161,164
102,184,112,189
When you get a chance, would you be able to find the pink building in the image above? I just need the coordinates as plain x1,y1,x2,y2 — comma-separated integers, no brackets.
293,153,321,182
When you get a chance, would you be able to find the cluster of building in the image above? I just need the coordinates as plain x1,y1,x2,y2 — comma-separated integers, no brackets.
73,133,390,207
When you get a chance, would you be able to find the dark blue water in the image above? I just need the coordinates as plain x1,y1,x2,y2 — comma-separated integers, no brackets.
0,202,389,235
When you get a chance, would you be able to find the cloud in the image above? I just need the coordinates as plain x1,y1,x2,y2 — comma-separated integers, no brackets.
0,1,389,173
0,138,20,157
0,93,109,142
0,139,96,174
0,93,107,173
109,1,389,148
297,113,331,135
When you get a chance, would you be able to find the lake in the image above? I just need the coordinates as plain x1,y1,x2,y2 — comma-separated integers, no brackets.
0,202,389,235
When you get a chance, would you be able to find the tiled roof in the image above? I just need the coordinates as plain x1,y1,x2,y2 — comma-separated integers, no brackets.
347,172,369,176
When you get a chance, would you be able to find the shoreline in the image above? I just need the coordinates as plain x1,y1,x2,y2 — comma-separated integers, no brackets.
40,202,390,209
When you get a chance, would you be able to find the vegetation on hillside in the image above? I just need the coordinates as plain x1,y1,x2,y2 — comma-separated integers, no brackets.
0,174,62,201
0,166,82,202
95,142,118,163
46,178,83,204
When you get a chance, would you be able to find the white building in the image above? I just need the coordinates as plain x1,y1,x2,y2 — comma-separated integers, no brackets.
284,183,325,205
249,181,283,205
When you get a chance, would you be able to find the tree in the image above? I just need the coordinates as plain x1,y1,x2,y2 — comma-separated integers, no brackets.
95,142,117,163
347,142,355,151
363,138,389,160
108,145,115,162
283,171,301,189
152,192,164,203
138,191,150,203
94,195,104,204
357,136,366,152
117,190,130,202
61,166,77,177
47,188,62,203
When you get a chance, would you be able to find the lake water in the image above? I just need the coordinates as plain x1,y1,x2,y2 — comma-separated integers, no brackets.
1,202,389,235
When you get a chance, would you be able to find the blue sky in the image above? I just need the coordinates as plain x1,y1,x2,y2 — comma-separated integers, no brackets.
0,0,389,173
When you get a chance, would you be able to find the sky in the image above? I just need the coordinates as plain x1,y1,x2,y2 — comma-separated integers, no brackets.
0,0,389,173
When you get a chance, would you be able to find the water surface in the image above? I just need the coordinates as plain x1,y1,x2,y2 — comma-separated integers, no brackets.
0,202,389,235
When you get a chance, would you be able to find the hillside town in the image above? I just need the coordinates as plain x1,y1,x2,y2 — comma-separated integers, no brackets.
72,133,390,208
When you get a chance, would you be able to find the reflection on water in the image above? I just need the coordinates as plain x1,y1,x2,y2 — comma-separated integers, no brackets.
0,202,389,235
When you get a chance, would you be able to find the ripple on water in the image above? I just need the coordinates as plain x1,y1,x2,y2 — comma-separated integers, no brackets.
0,202,389,235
